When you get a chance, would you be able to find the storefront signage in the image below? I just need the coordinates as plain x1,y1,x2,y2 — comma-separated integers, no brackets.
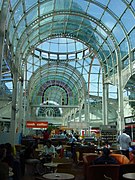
26,121,48,128
125,116,135,125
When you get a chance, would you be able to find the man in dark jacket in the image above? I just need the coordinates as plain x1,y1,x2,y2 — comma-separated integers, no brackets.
93,147,117,164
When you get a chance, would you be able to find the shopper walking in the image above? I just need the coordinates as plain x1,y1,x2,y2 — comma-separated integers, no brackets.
118,129,131,159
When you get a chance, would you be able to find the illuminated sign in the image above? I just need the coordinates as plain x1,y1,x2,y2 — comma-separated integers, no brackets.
26,121,48,128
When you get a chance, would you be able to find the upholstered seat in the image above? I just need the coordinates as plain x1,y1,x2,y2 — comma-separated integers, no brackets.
83,153,99,180
25,158,40,175
110,154,129,164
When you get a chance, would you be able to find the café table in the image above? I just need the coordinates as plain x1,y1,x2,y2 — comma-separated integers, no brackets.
43,172,75,180
44,162,63,173
123,173,135,180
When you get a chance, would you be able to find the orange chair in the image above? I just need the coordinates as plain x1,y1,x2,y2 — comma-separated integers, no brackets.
110,153,129,164
83,153,99,180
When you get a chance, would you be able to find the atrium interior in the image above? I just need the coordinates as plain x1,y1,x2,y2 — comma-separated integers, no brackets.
0,0,135,144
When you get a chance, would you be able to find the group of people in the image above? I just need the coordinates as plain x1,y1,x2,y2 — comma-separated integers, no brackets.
0,128,134,179
93,129,133,165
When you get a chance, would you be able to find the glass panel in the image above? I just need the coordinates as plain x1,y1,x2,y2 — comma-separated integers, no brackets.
131,1,135,9
101,12,117,29
112,51,117,65
90,74,99,83
14,2,23,25
17,19,25,38
120,39,129,58
40,1,53,15
55,0,69,11
122,57,129,69
0,1,2,9
59,55,66,60
112,24,125,42
13,37,18,53
26,7,38,25
39,25,51,34
10,0,18,8
74,0,89,12
9,23,15,42
87,3,104,18
22,41,28,53
129,29,135,49
121,9,135,32
107,37,115,51
96,26,108,38
25,0,37,11
95,0,109,6
29,30,39,41
40,17,53,26
108,0,126,17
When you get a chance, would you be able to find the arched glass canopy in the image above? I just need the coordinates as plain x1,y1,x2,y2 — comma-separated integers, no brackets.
0,0,135,127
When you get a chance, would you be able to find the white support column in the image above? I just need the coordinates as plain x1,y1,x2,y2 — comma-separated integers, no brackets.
18,79,23,133
79,105,82,122
0,0,9,84
23,63,27,135
10,71,18,145
117,79,124,134
102,81,109,125
116,52,124,134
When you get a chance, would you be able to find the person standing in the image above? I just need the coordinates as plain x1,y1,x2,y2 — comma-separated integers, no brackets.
118,129,131,159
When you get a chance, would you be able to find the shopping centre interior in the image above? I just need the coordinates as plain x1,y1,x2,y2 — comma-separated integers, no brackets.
0,0,135,145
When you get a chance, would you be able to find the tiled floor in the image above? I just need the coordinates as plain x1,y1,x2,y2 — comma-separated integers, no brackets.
21,163,84,180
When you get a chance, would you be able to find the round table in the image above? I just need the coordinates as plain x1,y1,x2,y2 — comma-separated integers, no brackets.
43,172,75,180
123,173,135,180
44,162,63,173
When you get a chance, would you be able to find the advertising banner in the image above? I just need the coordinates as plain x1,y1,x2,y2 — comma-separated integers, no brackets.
26,121,48,128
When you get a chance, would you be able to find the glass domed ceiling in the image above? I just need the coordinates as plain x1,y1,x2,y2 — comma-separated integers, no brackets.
36,37,90,61
37,38,88,53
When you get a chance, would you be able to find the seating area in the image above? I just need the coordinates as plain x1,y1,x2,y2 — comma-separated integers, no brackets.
83,152,135,180
20,151,135,180
1,142,133,180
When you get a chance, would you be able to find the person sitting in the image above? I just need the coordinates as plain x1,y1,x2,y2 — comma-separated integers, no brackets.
3,143,21,180
55,141,64,158
40,139,56,162
55,141,63,154
93,147,117,165
129,149,135,164
0,144,9,180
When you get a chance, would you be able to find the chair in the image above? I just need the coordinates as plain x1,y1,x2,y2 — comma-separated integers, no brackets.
76,151,83,165
59,148,65,158
83,153,99,180
86,164,120,180
104,174,112,180
25,158,40,175
110,153,129,164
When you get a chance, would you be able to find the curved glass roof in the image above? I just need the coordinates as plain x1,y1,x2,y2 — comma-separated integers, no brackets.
0,0,134,123
5,0,134,77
